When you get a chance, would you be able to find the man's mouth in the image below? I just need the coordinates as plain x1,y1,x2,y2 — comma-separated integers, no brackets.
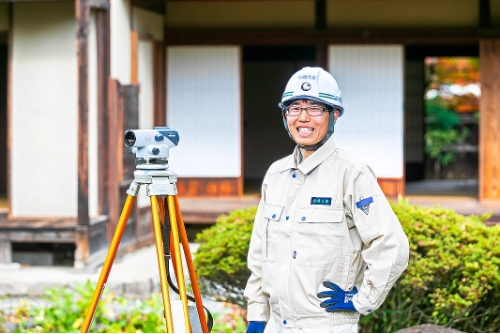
298,127,313,135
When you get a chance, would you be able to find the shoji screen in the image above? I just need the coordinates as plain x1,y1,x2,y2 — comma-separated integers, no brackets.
329,46,404,179
166,46,241,178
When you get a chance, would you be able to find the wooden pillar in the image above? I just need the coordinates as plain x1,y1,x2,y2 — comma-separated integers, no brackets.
107,79,124,240
76,0,90,227
479,39,500,202
131,30,139,84
97,10,111,216
153,41,166,127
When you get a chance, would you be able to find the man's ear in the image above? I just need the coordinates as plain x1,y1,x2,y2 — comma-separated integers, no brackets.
333,110,340,124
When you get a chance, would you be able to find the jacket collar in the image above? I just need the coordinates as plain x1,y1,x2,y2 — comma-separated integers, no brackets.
297,138,338,174
279,138,338,174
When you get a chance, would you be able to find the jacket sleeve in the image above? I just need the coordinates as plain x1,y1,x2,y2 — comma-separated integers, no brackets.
343,165,409,315
244,184,271,322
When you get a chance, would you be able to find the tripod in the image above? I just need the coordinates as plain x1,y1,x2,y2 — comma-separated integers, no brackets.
80,168,209,333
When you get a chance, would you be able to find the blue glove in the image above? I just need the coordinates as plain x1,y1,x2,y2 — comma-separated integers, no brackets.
246,321,266,333
317,281,358,312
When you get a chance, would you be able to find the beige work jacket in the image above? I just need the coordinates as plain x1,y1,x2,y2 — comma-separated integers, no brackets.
244,138,409,329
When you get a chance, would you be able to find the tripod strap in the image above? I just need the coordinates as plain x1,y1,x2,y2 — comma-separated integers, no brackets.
167,274,214,332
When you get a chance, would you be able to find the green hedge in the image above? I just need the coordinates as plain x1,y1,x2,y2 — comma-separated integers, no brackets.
193,206,256,308
193,198,500,333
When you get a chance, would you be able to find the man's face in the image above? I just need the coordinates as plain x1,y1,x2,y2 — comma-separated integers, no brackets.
286,99,339,147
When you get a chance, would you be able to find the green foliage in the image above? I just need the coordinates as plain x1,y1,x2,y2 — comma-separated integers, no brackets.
8,281,166,333
4,281,242,333
425,128,469,166
424,98,469,166
194,206,256,308
0,309,6,333
210,303,247,333
359,197,500,333
194,201,500,333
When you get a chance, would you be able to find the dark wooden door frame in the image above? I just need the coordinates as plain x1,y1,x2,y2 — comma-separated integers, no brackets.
76,1,112,264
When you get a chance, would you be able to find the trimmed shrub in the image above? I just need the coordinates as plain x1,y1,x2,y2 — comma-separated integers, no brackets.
360,198,500,333
193,198,500,333
193,206,256,309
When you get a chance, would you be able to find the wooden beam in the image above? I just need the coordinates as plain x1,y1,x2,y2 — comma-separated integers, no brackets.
0,0,71,2
165,28,481,46
76,0,90,227
479,39,500,202
97,10,110,216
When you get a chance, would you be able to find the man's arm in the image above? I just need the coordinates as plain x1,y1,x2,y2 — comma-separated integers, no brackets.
244,186,271,322
343,165,410,315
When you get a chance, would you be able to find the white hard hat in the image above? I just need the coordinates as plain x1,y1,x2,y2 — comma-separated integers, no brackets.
280,67,344,116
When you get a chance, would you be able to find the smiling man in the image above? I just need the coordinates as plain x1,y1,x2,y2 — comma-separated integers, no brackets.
244,67,410,333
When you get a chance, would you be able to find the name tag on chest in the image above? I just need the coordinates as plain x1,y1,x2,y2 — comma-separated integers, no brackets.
310,197,332,205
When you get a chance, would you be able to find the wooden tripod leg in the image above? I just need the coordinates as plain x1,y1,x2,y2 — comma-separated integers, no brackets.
167,195,192,333
174,195,209,333
80,195,136,333
151,195,175,333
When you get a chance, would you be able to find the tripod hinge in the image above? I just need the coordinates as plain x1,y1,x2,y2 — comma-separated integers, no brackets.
126,182,140,196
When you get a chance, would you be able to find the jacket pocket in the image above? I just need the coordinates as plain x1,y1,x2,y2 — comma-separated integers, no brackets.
293,207,345,267
262,204,283,262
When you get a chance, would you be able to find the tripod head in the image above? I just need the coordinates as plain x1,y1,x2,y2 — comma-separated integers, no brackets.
124,127,179,170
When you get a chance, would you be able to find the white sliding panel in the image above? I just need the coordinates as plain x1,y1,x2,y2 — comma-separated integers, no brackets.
11,3,77,216
329,45,404,178
167,46,241,177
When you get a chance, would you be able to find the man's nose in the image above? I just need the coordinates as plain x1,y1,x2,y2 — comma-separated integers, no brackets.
298,108,310,120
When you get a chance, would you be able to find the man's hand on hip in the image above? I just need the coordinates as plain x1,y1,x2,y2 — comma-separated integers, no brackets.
317,281,358,312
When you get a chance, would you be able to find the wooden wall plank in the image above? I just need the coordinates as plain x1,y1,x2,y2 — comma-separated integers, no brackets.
377,177,404,199
479,39,500,201
177,177,241,197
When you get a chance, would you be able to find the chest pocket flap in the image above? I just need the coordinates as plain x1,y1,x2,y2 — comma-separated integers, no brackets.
264,204,284,221
297,207,343,223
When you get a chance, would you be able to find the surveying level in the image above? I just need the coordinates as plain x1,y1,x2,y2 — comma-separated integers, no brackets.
81,127,211,333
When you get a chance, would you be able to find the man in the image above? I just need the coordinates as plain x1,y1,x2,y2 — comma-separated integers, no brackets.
244,67,409,333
